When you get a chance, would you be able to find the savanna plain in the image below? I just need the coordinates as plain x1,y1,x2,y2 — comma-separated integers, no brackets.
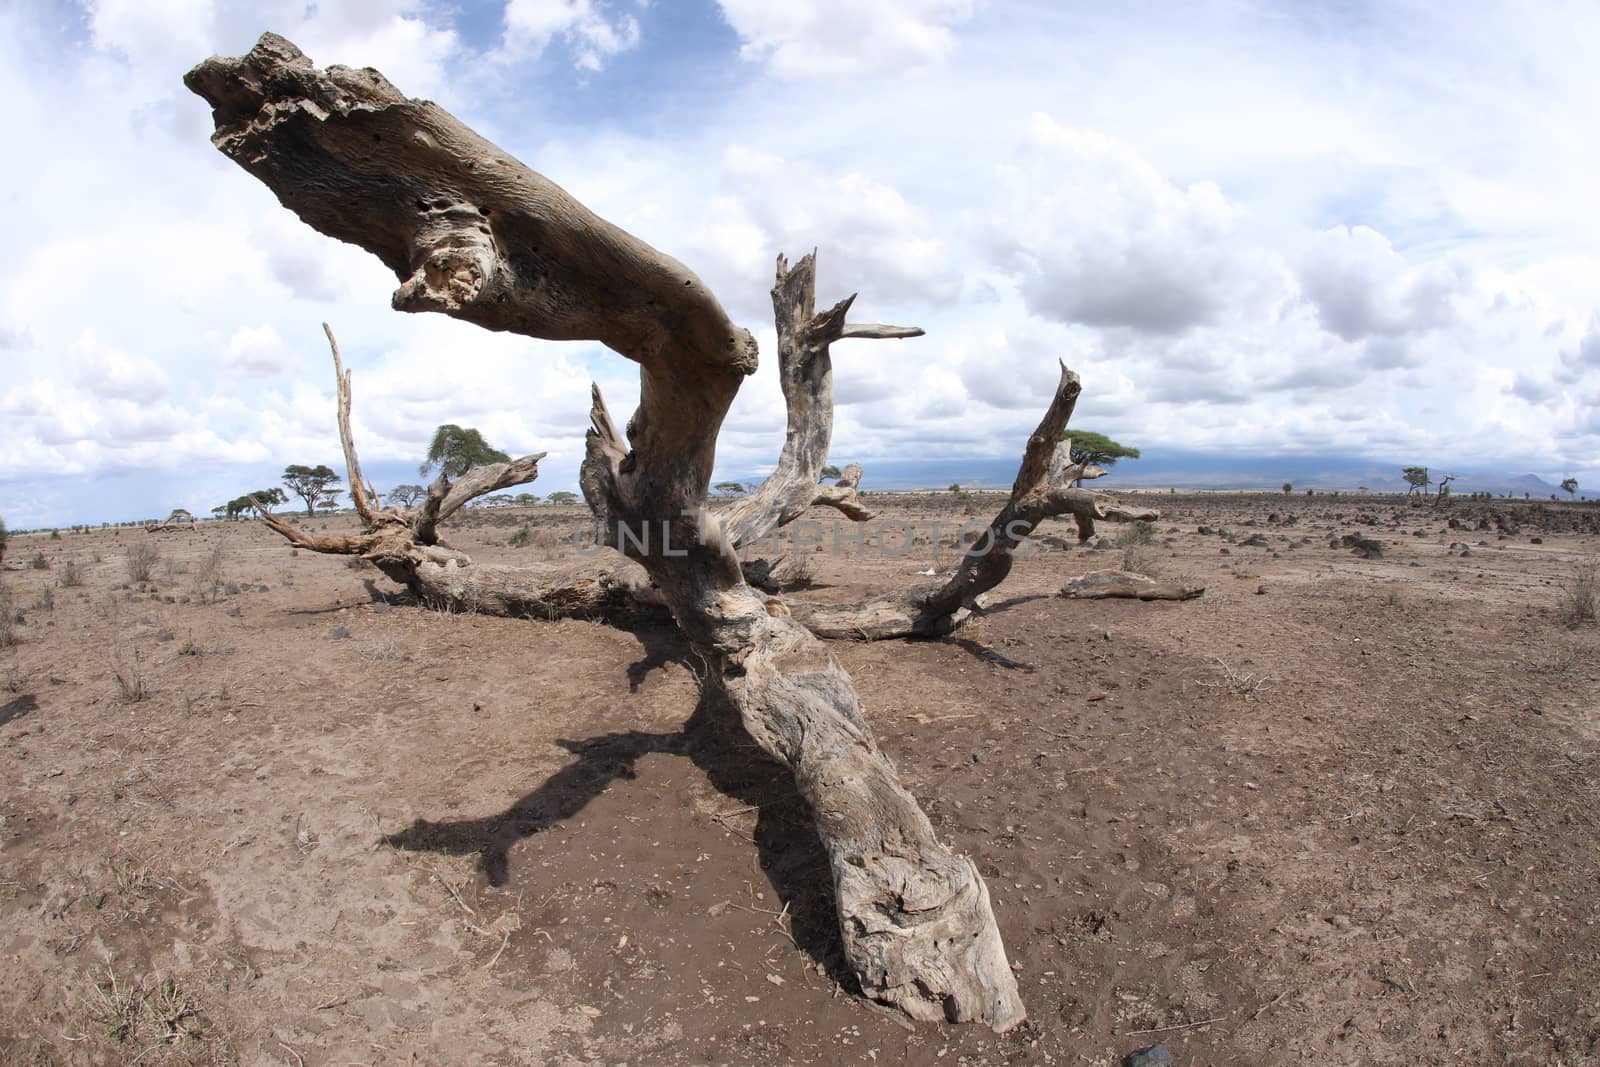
2,491,1597,1066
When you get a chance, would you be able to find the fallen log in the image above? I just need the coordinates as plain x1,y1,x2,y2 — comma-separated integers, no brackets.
1060,570,1205,601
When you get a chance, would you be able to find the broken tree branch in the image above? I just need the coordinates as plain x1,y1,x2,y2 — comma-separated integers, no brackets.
720,253,917,548
325,322,383,529
790,364,1161,639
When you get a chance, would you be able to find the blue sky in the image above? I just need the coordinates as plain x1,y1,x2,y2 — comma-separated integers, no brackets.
2,0,1598,527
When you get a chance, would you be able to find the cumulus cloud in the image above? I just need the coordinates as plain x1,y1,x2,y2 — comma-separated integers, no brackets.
716,0,975,77
1555,315,1600,384
498,0,641,70
223,324,292,376
682,146,960,321
4,2,1599,526
86,0,462,100
983,116,1284,336
1297,225,1463,342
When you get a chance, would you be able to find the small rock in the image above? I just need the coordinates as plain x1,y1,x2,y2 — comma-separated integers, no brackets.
1530,536,1543,544
1122,1044,1174,1067
1256,584,1267,595
328,626,350,640
372,600,393,614
971,751,986,764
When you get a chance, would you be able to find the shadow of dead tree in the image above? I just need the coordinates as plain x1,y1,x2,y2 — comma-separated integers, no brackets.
381,625,852,987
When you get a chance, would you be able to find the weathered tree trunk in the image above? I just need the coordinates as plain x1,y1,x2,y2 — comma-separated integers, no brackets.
1060,570,1205,601
189,35,1022,1029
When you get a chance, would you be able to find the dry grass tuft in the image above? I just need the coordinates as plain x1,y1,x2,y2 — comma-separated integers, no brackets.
1121,544,1161,576
1198,656,1271,699
1117,520,1156,547
0,583,17,648
773,554,815,588
192,542,226,604
87,962,202,1046
358,634,411,663
1558,557,1598,627
124,541,160,584
111,646,149,703
60,558,85,587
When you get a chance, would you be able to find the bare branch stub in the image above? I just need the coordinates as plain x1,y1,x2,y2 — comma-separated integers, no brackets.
720,253,918,549
189,34,1023,1029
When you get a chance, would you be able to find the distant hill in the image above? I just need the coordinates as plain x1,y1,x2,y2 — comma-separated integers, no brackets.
803,454,1582,499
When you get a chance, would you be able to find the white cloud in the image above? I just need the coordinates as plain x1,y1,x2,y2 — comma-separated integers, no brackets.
983,116,1285,336
1297,225,1463,342
5,1,1600,526
716,0,975,77
223,324,293,376
498,0,641,70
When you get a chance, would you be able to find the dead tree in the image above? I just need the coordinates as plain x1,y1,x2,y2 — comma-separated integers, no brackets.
188,34,1030,1028
788,368,1159,639
145,508,198,533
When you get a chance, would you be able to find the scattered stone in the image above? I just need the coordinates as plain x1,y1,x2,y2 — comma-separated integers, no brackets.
224,581,241,595
372,600,393,614
1340,534,1383,559
1122,1044,1174,1067
1219,548,1231,555
328,625,350,639
1531,536,1543,544
1256,584,1267,595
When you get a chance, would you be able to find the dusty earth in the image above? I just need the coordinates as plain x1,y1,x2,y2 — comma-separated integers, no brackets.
1,491,1598,1066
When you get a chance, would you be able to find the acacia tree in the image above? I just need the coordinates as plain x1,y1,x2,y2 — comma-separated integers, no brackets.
388,483,426,508
185,35,1160,1030
1402,465,1431,496
422,424,510,479
282,464,341,515
224,488,286,520
1061,430,1139,487
1562,477,1579,498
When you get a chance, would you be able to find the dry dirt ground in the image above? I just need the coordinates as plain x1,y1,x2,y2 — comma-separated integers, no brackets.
2,492,1598,1067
